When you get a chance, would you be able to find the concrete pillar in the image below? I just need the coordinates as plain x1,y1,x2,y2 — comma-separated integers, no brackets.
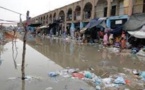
107,0,112,17
128,0,133,16
64,9,67,32
72,5,74,22
116,0,120,16
94,0,99,18
80,1,83,21
91,0,95,19
51,13,53,23
56,10,58,20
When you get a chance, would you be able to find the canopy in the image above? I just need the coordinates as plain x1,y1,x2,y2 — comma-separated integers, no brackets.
123,13,145,31
128,25,145,38
80,18,106,33
106,15,128,29
85,18,105,29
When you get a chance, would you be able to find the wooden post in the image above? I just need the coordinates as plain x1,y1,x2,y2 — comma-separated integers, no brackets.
91,0,95,19
21,11,29,80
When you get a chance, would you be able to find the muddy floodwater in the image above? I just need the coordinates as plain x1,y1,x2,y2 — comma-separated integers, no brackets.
0,34,145,90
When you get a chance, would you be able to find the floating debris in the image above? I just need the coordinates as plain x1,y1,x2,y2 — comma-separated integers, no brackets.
45,87,53,90
48,68,145,89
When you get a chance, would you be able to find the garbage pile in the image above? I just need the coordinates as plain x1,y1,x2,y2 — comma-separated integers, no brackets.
136,48,145,57
48,68,145,90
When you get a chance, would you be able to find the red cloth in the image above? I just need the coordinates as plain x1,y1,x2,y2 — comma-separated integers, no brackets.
121,39,126,49
72,73,84,79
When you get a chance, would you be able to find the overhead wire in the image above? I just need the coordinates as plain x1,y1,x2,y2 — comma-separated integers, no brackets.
0,6,24,25
0,19,18,22
0,6,24,16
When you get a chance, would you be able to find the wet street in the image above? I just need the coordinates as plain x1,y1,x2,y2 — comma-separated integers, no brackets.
0,33,145,90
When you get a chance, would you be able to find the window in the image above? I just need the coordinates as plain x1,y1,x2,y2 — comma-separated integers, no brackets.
111,5,116,16
104,5,116,17
104,7,107,17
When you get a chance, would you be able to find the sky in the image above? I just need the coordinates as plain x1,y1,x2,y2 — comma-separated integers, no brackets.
0,0,79,25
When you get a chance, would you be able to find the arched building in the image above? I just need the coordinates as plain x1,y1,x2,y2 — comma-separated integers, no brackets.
30,0,145,31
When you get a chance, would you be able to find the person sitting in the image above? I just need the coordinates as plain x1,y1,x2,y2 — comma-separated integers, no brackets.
103,33,108,46
120,31,126,49
114,37,120,48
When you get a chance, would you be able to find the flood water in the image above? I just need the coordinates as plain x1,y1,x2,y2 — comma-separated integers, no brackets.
0,33,145,90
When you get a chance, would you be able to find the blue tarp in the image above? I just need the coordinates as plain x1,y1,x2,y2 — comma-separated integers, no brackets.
85,18,104,29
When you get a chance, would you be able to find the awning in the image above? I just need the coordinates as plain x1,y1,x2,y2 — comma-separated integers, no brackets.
107,15,129,29
123,13,145,31
80,18,106,33
128,25,145,38
85,18,106,29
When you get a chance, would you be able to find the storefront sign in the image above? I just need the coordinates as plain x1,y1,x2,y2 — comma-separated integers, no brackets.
115,20,122,24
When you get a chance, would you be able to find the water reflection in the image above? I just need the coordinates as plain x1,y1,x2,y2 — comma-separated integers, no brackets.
1,32,145,90
27,32,35,42
0,60,1,66
21,80,25,90
0,40,7,66
70,41,74,55
12,38,18,69
27,37,145,76
0,45,2,66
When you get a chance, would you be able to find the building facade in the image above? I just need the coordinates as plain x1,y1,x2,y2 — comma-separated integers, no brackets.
30,0,145,30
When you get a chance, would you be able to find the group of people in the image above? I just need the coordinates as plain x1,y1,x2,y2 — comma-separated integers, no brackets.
103,30,127,49
68,26,127,50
